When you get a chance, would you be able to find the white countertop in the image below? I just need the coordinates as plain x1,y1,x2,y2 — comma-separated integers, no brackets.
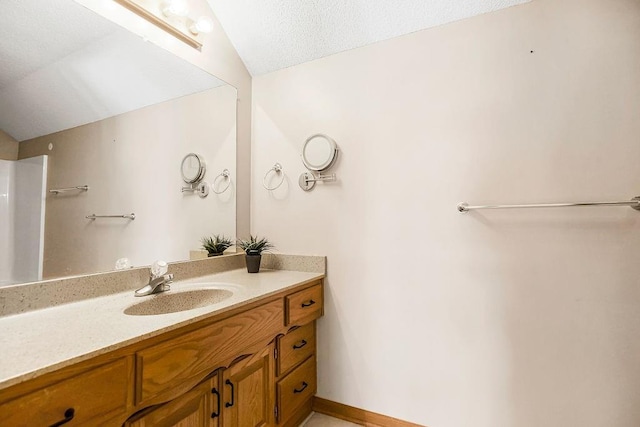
0,268,323,391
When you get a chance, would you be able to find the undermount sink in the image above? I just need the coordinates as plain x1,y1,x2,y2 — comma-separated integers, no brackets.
124,288,234,316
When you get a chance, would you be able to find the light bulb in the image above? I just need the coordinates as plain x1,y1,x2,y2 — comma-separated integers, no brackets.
189,16,214,34
162,0,189,17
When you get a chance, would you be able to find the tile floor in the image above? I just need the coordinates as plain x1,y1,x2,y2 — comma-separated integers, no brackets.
300,412,361,426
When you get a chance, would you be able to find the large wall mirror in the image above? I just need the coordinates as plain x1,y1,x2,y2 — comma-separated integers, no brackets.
0,0,236,286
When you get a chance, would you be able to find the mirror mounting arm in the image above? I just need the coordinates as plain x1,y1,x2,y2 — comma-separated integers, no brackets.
298,172,336,191
182,182,209,198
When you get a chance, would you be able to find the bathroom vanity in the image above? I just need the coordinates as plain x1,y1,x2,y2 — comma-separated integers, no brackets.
0,254,324,427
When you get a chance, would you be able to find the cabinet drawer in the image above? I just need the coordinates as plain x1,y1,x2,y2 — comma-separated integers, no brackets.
277,322,315,376
0,358,130,426
137,299,283,405
276,355,316,424
285,283,323,326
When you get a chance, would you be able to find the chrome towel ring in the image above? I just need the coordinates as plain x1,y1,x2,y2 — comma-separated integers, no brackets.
263,163,285,191
212,169,231,194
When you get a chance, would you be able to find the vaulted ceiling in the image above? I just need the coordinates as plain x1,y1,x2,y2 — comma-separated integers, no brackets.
206,0,531,76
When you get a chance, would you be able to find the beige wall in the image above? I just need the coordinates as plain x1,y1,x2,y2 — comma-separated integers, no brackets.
20,86,236,279
251,0,640,426
0,130,18,161
76,0,252,237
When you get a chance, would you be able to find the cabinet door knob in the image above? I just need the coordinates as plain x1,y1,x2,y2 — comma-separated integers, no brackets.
293,340,308,350
301,300,315,308
293,382,308,394
49,408,75,427
225,379,235,408
211,387,220,418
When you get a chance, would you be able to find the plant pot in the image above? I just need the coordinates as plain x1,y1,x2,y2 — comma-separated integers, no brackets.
207,252,223,257
245,254,262,273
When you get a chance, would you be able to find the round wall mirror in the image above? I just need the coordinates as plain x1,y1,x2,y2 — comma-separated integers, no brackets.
301,134,338,172
181,153,206,184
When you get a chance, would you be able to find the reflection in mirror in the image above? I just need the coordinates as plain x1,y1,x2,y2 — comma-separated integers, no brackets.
181,153,206,184
0,0,236,286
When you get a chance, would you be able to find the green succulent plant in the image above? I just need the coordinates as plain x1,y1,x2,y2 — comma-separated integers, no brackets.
236,235,274,255
201,235,233,255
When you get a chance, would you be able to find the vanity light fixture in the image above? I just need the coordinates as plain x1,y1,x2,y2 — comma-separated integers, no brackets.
189,16,214,35
162,0,189,17
113,0,215,49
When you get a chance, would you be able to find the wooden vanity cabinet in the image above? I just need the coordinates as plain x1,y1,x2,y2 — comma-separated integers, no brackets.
129,282,323,427
0,280,323,427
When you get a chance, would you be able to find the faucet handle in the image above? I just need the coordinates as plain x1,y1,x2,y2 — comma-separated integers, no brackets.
150,260,168,278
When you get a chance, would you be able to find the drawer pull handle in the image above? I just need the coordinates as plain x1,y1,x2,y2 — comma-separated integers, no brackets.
211,387,220,418
49,408,75,427
301,300,316,308
293,340,308,350
293,382,308,394
225,379,235,408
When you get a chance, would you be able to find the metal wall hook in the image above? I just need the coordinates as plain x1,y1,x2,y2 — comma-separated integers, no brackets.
263,163,285,191
298,172,336,191
212,169,231,194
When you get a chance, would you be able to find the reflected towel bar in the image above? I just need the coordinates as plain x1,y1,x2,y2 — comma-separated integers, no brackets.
86,213,136,220
49,185,89,194
457,197,640,213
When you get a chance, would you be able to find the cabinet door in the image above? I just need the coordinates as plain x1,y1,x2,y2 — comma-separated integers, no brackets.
125,375,218,427
222,345,275,427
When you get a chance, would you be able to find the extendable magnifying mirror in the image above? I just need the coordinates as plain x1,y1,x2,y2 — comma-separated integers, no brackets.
181,153,209,197
181,153,206,183
301,134,338,171
299,134,339,191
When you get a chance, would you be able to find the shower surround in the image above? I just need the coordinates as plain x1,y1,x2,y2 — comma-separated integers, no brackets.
0,156,47,286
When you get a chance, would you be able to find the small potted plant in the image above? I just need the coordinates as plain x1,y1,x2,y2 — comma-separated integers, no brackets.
201,235,233,257
237,235,274,273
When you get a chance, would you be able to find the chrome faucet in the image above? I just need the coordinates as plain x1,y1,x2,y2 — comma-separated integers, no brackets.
134,274,174,297
135,261,174,297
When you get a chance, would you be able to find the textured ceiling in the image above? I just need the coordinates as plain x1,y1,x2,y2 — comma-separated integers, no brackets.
0,0,224,141
0,0,114,88
207,0,530,76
